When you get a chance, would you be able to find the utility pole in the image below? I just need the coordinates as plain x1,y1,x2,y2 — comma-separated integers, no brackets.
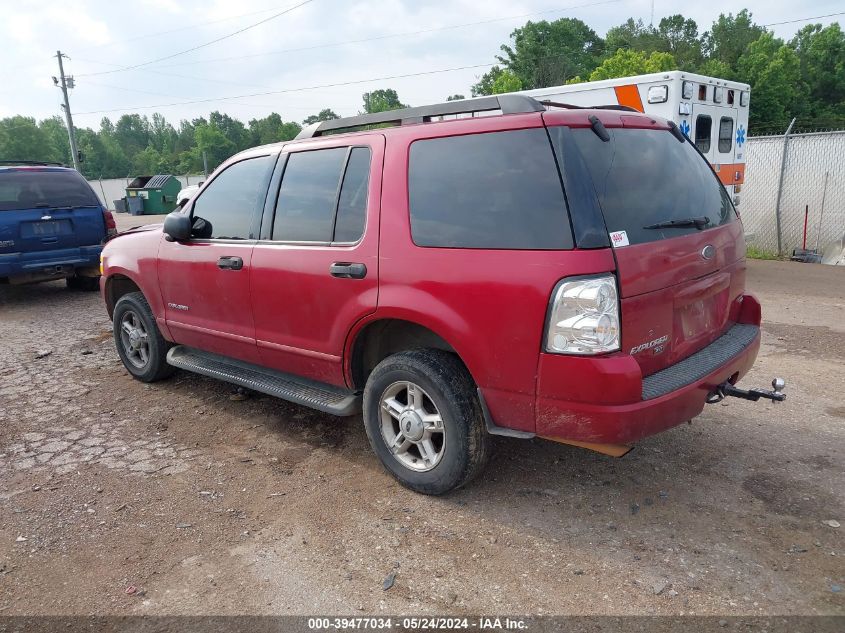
53,50,81,171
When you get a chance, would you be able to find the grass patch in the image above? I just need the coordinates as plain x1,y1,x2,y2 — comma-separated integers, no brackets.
746,245,781,260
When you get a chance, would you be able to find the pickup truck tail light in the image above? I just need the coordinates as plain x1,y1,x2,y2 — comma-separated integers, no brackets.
544,274,620,355
103,210,118,239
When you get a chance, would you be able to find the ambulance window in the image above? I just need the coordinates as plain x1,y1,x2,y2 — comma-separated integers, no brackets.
695,115,712,152
719,117,734,153
727,90,735,105
698,85,707,100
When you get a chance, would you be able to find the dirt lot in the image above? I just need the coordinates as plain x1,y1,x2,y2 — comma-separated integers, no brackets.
0,250,843,617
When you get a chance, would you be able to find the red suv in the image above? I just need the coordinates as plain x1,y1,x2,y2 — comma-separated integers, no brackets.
100,95,783,494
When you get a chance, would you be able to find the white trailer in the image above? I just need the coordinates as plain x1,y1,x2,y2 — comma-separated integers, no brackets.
516,71,751,200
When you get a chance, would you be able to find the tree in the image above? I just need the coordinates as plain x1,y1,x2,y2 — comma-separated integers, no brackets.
209,111,249,152
702,10,765,70
657,15,703,70
789,23,845,121
362,89,407,113
302,108,339,125
248,113,302,145
589,49,676,81
472,66,503,96
446,94,465,101
491,70,522,94
736,32,806,126
495,19,605,89
193,121,236,171
0,117,56,162
114,114,151,158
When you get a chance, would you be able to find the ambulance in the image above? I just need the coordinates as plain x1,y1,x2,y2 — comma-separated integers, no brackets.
516,71,751,202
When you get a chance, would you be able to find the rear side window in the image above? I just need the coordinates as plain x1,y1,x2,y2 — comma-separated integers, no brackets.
695,115,712,152
272,148,347,242
408,129,572,249
192,155,273,240
0,169,100,211
333,147,371,242
718,117,734,153
564,127,735,246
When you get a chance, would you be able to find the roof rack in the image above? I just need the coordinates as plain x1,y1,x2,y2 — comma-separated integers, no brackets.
295,94,546,140
0,160,65,167
539,100,640,113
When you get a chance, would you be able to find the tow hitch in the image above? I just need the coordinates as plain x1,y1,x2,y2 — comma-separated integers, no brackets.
707,378,786,404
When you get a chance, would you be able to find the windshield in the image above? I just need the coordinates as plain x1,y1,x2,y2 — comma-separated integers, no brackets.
559,127,736,246
0,169,100,211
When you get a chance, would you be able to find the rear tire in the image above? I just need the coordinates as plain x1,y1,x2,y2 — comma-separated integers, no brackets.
362,349,490,495
66,275,100,291
113,292,175,382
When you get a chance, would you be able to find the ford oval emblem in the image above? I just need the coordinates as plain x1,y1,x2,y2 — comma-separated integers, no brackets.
701,245,716,260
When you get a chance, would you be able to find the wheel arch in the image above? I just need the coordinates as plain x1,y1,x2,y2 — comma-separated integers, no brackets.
347,317,476,391
104,273,143,319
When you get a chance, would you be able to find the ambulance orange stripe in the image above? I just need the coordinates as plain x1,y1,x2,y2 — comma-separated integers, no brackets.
711,162,746,185
613,84,644,112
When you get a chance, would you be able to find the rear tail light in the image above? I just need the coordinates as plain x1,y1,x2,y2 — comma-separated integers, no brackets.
103,210,118,239
544,274,620,355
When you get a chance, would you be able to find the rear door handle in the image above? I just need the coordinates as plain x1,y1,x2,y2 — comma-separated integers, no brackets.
329,262,367,279
217,256,243,270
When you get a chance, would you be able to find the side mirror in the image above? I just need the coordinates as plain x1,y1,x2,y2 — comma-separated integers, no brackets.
163,211,192,242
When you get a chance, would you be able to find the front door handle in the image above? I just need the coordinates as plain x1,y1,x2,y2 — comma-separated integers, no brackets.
329,262,367,279
218,256,243,271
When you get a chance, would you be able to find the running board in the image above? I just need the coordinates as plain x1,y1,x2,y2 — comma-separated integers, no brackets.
166,346,361,416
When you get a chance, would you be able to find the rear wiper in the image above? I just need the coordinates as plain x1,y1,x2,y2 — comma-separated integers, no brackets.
644,216,711,230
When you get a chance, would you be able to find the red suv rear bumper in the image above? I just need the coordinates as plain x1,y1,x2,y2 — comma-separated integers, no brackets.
535,299,762,446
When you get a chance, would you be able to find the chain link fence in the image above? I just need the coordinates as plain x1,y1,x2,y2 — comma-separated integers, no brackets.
741,128,845,255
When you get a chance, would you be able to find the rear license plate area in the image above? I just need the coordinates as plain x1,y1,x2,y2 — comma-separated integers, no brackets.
28,220,72,236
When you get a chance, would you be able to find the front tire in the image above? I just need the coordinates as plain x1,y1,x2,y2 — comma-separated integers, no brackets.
113,292,175,382
363,349,489,495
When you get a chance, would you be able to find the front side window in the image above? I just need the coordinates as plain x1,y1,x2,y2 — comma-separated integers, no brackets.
408,129,572,249
695,115,712,153
191,156,273,239
718,117,734,153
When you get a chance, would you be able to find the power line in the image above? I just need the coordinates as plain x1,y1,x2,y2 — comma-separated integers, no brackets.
75,2,311,53
77,0,316,77
74,63,495,116
762,11,845,27
136,0,623,71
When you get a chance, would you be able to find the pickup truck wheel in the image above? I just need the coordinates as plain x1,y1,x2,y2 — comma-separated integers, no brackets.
363,349,489,495
66,275,100,291
113,292,174,382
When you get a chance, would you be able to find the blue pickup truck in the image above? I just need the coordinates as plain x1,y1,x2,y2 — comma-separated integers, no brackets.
0,162,116,290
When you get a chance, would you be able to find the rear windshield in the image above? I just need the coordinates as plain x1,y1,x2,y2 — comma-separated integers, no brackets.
562,127,736,246
0,169,100,211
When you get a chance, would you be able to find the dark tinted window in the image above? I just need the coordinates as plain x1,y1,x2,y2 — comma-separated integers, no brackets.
718,117,733,153
0,169,100,211
192,156,273,239
566,127,735,246
273,148,346,242
408,129,572,249
695,115,712,152
334,147,370,242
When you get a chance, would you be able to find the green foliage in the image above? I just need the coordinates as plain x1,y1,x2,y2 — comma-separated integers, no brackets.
491,70,523,94
589,49,676,81
362,89,408,114
736,33,806,126
302,109,339,126
790,23,845,122
446,94,465,101
745,245,780,260
471,66,502,96
702,9,765,68
496,19,605,90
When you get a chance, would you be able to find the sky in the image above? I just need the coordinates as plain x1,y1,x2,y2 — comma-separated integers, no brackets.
0,0,842,129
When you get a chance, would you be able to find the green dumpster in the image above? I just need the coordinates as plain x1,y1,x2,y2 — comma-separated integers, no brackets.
125,175,182,214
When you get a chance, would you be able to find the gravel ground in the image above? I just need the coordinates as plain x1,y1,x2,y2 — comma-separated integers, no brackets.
0,256,842,617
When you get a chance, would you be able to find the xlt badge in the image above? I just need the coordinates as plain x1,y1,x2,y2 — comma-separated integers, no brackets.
167,303,189,311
